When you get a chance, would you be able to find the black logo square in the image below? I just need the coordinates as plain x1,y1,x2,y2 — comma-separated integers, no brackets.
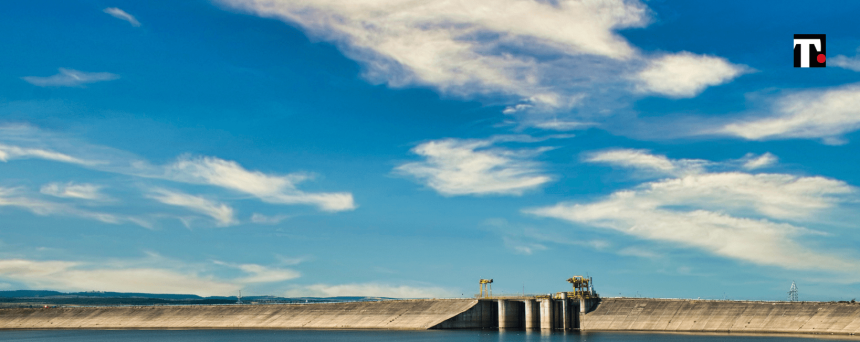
794,34,826,68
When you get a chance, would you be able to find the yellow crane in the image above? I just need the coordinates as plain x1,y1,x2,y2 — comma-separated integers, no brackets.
566,276,593,299
479,279,493,298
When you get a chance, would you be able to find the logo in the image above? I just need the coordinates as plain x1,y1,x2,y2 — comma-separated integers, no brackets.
794,34,826,68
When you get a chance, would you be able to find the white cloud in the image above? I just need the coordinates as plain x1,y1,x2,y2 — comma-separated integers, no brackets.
0,259,236,296
284,283,451,298
634,52,748,98
166,156,355,212
0,143,96,165
527,150,859,272
643,173,851,220
0,187,148,227
502,236,547,255
218,0,749,123
40,182,107,200
147,189,237,227
218,0,647,103
740,152,777,170
718,83,860,143
831,50,860,71
0,257,297,297
103,7,141,27
22,68,119,87
0,125,356,225
212,261,300,283
530,120,595,131
250,213,290,224
585,149,707,176
395,137,552,196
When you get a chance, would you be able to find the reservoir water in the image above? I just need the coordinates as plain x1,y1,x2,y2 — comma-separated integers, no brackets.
0,330,853,341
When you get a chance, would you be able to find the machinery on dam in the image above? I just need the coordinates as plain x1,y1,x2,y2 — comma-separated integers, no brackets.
478,279,493,298
439,276,601,330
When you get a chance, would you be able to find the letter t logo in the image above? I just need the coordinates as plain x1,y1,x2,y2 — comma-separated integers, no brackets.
794,34,826,68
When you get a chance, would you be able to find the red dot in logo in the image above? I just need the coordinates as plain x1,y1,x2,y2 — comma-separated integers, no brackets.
817,54,826,63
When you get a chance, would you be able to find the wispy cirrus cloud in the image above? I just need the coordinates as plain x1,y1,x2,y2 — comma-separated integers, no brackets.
395,135,559,196
502,236,547,255
716,83,860,144
250,213,290,224
166,156,355,212
0,187,148,228
103,7,141,27
0,125,355,227
0,143,96,165
0,255,299,296
527,150,859,273
0,259,235,296
212,260,300,283
739,152,777,170
284,283,451,298
40,182,107,201
585,148,708,176
22,68,119,87
831,47,860,72
218,0,746,125
147,189,237,227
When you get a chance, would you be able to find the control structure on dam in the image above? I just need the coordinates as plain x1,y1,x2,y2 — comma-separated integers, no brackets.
436,275,598,330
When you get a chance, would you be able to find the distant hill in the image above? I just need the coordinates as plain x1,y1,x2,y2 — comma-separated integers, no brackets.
0,290,203,299
0,290,395,307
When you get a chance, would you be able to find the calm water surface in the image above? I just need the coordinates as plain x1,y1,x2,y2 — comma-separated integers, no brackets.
0,330,854,342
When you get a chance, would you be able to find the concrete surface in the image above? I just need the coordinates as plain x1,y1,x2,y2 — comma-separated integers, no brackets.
0,299,477,330
582,298,860,336
433,300,495,329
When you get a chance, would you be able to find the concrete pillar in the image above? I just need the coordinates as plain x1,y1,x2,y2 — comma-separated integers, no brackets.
539,298,552,330
498,300,508,329
580,298,587,313
498,299,522,329
561,292,569,330
524,299,538,330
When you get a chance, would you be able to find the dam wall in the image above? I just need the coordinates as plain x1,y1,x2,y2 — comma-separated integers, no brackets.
433,300,496,329
0,299,477,330
5,296,859,335
582,298,860,336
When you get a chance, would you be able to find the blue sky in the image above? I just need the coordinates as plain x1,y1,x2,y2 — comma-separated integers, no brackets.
1,0,860,301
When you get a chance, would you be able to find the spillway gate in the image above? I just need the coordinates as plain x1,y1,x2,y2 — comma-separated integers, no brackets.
433,295,597,330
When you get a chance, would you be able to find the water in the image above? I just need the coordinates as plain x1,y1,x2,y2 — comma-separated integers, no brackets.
0,330,852,342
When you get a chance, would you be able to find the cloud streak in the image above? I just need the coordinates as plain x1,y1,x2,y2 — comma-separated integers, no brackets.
0,187,147,227
585,148,707,176
284,283,451,298
40,182,107,201
22,68,119,87
0,143,97,165
0,125,356,226
395,136,554,196
528,150,858,273
218,0,746,124
166,156,355,212
104,7,141,27
0,256,299,297
147,189,237,227
717,83,860,144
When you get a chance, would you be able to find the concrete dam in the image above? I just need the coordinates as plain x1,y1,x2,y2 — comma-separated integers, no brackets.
0,299,477,330
2,297,860,336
